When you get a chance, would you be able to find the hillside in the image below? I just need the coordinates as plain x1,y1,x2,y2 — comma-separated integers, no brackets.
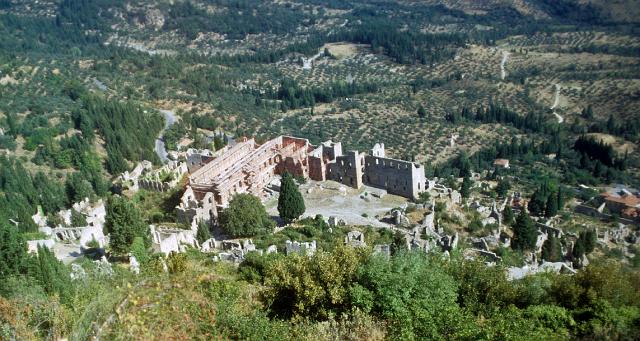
0,0,639,340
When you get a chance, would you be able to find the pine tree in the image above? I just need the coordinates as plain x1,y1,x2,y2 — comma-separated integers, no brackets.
573,238,585,260
31,245,72,303
502,205,515,226
196,222,211,244
556,187,565,211
278,172,305,223
545,194,558,217
0,221,26,280
496,178,510,198
512,210,537,251
528,189,546,217
417,105,427,118
104,196,150,255
541,235,562,262
460,176,473,199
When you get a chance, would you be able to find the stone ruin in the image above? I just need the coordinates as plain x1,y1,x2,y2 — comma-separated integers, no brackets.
345,230,367,248
150,224,199,255
30,198,108,253
129,254,140,275
328,216,347,228
138,160,188,192
216,239,260,263
285,240,317,256
117,160,187,193
27,239,55,254
177,136,431,229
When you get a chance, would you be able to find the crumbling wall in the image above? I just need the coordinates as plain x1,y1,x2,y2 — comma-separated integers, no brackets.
328,151,364,189
363,155,426,199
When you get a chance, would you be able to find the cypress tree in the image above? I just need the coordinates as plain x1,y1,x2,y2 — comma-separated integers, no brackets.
545,194,558,217
579,229,597,254
512,210,537,251
502,205,515,226
460,176,473,199
196,222,211,244
556,187,565,210
573,238,585,260
278,172,305,223
541,235,562,262
496,178,510,198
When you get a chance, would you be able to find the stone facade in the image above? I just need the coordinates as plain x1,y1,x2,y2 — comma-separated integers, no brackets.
177,135,430,227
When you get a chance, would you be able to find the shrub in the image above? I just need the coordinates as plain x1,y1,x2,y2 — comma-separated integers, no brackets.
219,194,275,237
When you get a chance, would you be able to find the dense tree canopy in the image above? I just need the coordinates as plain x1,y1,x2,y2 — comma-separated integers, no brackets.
0,221,25,281
219,194,275,237
104,195,150,255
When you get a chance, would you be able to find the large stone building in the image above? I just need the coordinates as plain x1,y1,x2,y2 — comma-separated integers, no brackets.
176,135,429,226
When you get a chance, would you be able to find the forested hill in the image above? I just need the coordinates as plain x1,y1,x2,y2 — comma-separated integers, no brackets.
0,0,638,230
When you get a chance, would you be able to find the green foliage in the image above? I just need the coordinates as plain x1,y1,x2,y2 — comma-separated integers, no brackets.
166,252,187,274
417,105,427,118
239,251,277,283
574,229,597,260
496,178,511,198
277,172,305,223
213,134,226,151
28,245,73,304
512,210,537,251
104,196,150,256
450,259,517,315
70,210,87,227
274,78,378,111
0,222,25,281
502,205,515,226
541,235,563,262
263,245,365,320
196,222,211,244
0,157,70,230
220,194,275,238
391,230,407,255
354,252,464,339
416,191,430,204
129,236,150,265
75,95,163,173
460,176,473,199
545,194,558,217
467,216,483,234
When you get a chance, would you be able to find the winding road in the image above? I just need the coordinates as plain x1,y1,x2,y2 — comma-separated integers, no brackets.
550,84,563,123
154,109,177,163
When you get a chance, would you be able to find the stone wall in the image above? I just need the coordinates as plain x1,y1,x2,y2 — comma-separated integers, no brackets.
363,155,426,199
327,151,363,188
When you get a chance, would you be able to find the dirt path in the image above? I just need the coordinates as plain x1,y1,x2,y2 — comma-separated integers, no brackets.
500,50,510,80
154,109,177,163
302,50,324,70
550,84,563,123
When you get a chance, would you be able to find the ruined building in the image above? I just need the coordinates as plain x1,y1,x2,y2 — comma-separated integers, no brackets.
176,136,428,226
